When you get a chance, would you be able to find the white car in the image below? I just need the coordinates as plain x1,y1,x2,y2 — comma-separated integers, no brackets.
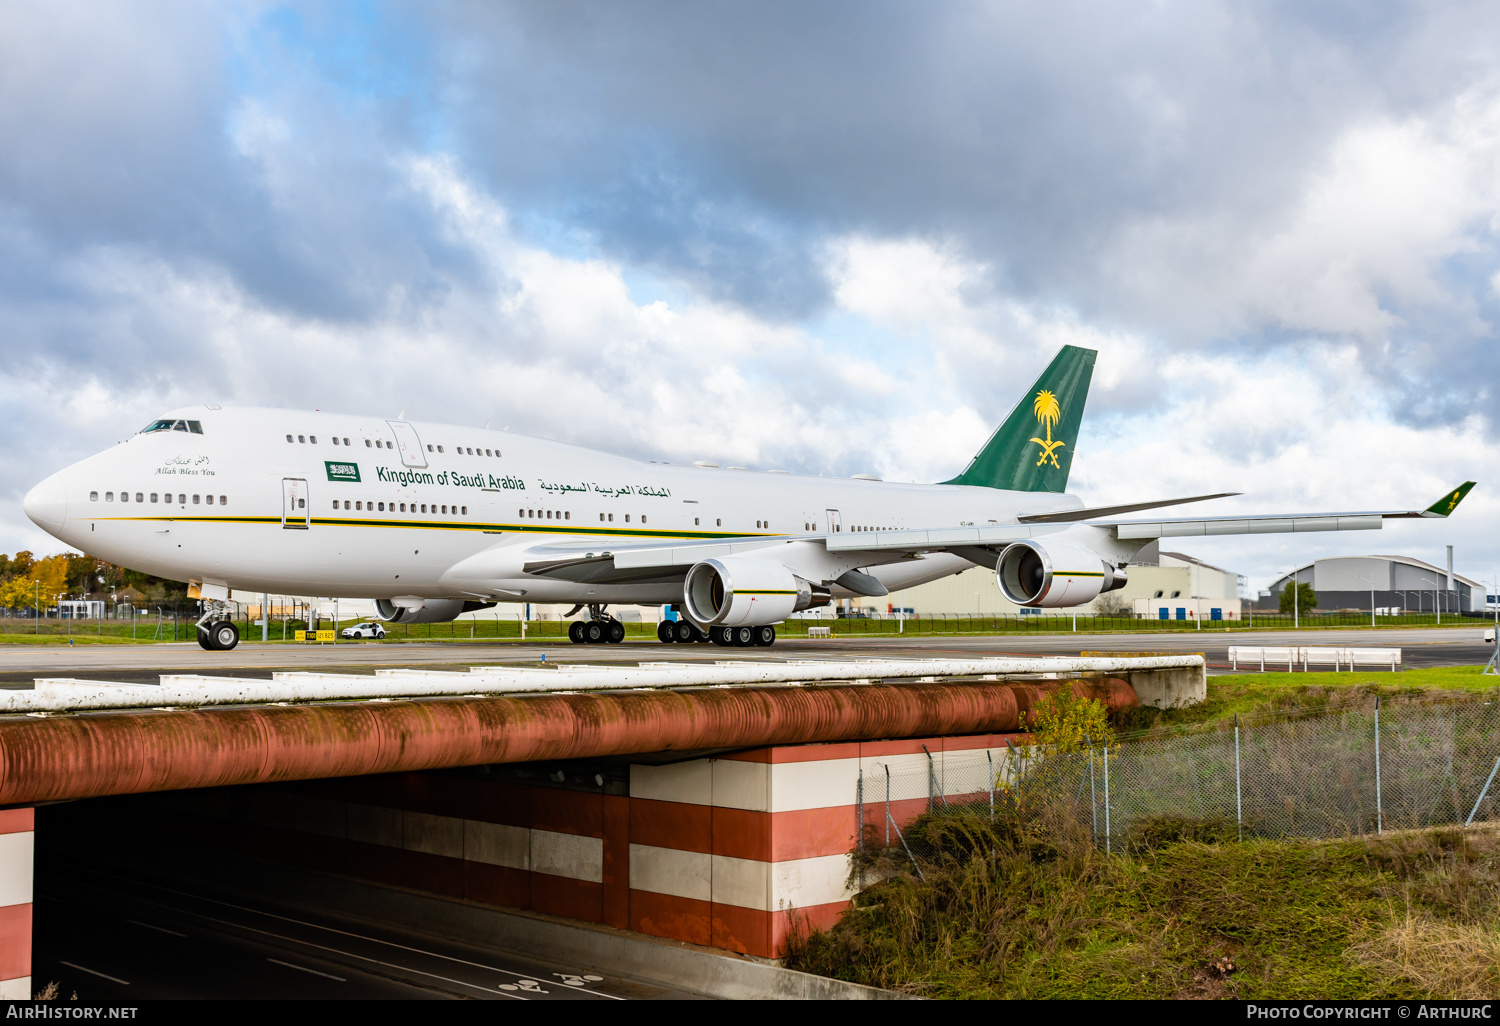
340,622,387,640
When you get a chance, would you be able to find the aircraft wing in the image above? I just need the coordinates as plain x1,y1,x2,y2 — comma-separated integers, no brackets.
511,482,1475,585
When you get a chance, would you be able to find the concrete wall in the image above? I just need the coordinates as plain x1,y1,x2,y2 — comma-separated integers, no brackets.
0,810,32,999
155,733,1025,960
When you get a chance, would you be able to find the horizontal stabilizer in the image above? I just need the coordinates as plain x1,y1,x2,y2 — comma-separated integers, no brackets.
1018,492,1239,523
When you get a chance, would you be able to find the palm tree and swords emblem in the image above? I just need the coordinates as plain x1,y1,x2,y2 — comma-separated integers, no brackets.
1030,389,1066,468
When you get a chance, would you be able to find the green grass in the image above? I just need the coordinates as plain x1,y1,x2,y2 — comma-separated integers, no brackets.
788,807,1500,999
1111,667,1500,735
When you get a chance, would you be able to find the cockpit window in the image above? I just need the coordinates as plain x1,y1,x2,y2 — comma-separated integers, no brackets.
140,418,205,435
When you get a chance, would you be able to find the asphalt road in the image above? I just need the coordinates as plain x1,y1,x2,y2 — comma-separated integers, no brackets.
0,626,1491,684
33,871,691,1001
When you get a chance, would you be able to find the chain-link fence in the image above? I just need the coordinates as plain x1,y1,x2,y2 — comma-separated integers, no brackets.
858,698,1500,863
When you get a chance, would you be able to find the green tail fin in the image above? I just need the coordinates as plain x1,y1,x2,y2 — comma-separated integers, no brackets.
942,345,1096,492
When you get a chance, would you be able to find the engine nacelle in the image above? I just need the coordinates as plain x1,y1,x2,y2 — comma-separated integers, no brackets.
374,598,494,624
683,558,830,627
996,540,1127,608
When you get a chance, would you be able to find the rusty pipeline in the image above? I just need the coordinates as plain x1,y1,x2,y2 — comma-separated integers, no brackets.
0,677,1135,806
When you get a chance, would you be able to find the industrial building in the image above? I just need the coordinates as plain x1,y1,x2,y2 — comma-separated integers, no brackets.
1261,554,1484,614
868,541,1244,619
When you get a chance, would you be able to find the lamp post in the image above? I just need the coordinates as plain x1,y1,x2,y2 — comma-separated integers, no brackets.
1420,577,1440,626
1354,570,1375,628
33,580,38,635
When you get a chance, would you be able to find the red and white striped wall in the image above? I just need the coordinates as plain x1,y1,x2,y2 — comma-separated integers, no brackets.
0,809,33,998
160,733,1020,960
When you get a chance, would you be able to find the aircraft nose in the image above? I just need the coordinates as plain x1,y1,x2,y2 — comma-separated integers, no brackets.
22,472,67,533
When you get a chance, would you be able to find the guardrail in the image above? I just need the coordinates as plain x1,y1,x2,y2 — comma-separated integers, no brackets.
1229,646,1401,672
17,655,1205,714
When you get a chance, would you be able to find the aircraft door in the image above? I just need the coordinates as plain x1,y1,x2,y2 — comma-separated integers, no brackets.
282,478,310,529
826,509,842,533
387,421,429,468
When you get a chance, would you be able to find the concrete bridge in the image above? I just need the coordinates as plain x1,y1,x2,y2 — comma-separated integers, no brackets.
0,655,1204,996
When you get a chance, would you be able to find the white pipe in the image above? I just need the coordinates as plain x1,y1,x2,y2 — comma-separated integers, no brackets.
15,655,1206,714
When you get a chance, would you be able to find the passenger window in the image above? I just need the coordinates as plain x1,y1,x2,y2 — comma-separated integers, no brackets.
441,505,448,514
378,502,385,512
399,503,406,512
332,501,339,511
178,494,186,504
599,513,604,521
331,437,338,445
298,435,305,443
150,493,158,503
716,519,721,527
564,511,569,520
187,421,202,434
461,506,467,515
625,515,630,523
695,518,700,526
642,515,647,524
192,495,200,504
365,440,372,447
546,510,552,519
519,509,525,517
356,502,362,511
135,493,143,503
205,495,213,505
287,435,293,443
608,514,614,522
310,435,317,444
343,438,350,446
105,492,113,502
119,492,128,503
421,504,427,513
220,495,226,505
437,446,444,453
484,449,491,456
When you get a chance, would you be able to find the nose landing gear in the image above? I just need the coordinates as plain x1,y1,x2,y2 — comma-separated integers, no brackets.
195,603,240,651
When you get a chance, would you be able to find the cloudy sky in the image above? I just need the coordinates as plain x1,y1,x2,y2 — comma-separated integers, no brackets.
3,0,1498,593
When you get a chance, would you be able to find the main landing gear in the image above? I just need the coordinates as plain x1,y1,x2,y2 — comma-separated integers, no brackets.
656,617,711,644
568,605,626,645
195,603,240,651
708,624,776,648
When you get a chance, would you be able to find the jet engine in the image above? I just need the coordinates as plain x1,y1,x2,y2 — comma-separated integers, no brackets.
996,540,1127,607
374,598,495,624
683,558,830,627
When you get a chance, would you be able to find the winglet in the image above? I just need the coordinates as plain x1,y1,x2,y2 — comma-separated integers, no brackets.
1423,481,1476,517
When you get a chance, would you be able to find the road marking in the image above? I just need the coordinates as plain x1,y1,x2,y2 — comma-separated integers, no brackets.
151,886,626,1001
268,958,346,982
59,961,129,986
126,919,186,937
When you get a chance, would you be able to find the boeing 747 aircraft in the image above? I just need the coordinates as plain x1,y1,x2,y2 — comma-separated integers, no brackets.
21,347,1474,649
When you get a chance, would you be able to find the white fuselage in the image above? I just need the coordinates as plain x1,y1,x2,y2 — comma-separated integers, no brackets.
24,405,1091,606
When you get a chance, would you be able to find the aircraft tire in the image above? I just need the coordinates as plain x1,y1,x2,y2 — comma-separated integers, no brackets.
696,626,712,643
711,626,734,646
657,621,676,643
732,626,754,647
584,621,606,644
210,621,239,651
753,625,776,647
197,626,218,651
673,620,696,643
607,621,626,644
568,621,585,644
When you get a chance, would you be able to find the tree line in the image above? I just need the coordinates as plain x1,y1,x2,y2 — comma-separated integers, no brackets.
0,552,190,614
